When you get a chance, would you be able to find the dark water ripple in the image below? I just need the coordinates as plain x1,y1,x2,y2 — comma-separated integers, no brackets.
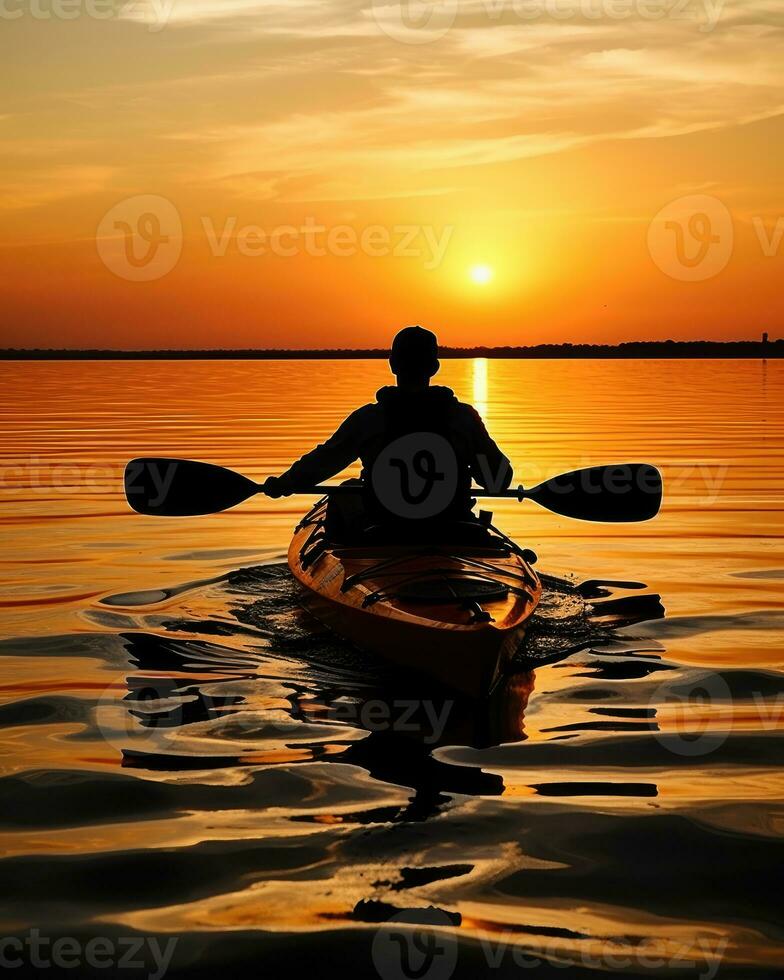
0,563,782,978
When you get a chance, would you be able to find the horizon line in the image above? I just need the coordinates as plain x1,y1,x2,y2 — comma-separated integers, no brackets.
0,338,781,360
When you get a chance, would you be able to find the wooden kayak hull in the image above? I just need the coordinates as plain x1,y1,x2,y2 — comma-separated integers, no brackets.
287,501,541,698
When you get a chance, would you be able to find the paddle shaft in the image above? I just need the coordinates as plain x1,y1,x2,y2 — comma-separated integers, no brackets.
282,483,528,499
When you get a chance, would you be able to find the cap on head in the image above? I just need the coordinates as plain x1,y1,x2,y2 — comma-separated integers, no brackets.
389,326,439,380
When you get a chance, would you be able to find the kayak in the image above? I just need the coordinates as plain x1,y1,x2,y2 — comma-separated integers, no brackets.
287,499,541,697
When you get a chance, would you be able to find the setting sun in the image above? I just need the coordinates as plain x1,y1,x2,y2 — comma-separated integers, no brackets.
470,264,494,286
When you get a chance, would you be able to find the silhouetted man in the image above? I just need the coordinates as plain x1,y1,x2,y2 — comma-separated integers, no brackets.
263,326,512,534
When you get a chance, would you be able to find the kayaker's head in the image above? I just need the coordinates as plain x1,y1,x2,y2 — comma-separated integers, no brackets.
389,326,439,389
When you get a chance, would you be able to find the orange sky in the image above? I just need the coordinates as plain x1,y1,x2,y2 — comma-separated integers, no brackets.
0,2,781,349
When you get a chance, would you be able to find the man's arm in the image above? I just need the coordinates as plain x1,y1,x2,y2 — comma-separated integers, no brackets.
463,405,513,492
263,406,373,496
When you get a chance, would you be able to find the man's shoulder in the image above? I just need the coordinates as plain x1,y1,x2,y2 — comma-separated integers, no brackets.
350,402,382,419
453,400,483,423
341,402,383,430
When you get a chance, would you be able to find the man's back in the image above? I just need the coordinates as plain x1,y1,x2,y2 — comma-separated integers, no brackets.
272,384,511,518
263,327,513,527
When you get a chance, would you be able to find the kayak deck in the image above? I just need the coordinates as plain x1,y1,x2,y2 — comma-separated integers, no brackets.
287,500,542,697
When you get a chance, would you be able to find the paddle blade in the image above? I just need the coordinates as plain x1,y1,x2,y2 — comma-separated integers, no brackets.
124,458,259,516
526,463,662,522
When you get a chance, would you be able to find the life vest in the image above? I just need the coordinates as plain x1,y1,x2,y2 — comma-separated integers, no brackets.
360,386,474,524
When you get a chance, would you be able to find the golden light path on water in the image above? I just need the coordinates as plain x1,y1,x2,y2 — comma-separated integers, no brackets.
472,357,488,418
0,357,782,975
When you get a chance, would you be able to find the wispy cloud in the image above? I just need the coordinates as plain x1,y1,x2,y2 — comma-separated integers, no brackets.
1,0,782,212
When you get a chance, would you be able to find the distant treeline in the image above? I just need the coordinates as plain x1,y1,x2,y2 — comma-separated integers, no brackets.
1,339,781,360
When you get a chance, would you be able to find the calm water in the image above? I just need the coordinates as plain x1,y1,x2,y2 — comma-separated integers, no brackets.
0,358,782,978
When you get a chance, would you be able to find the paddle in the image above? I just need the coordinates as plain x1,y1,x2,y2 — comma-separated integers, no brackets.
124,458,662,522
519,463,662,522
